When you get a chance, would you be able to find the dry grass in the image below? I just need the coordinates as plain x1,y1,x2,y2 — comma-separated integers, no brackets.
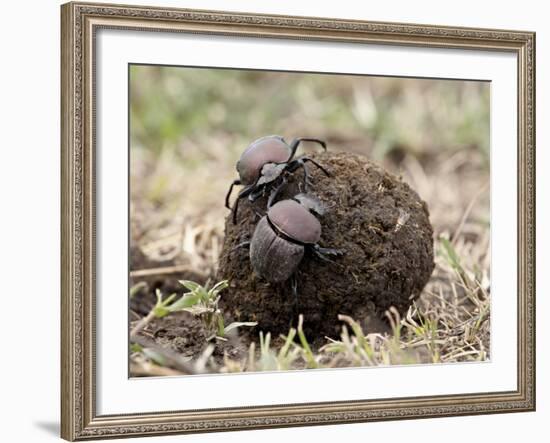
129,232,490,375
129,66,490,375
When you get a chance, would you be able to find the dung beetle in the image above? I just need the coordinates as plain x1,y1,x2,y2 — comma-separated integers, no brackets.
248,194,343,302
225,135,330,223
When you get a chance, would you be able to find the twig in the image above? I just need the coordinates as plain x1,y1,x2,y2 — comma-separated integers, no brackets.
130,309,156,337
130,335,200,375
130,362,184,377
130,264,208,279
451,180,489,246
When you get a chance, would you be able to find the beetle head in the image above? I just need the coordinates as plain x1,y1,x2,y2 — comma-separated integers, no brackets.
257,162,286,186
293,193,326,216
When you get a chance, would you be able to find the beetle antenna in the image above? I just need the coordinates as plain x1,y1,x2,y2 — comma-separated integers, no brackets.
288,137,327,162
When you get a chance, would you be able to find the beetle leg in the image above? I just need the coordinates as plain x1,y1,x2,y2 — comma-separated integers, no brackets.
312,244,344,263
287,157,330,191
290,274,299,311
300,156,331,177
302,162,314,192
287,137,327,162
232,195,243,224
248,186,264,202
267,176,288,208
317,246,344,256
225,179,242,209
232,185,255,224
313,249,336,264
252,208,264,221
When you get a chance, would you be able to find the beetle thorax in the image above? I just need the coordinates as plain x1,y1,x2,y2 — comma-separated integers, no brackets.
267,200,322,245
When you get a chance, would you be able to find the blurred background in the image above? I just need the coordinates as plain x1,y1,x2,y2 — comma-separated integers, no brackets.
129,65,490,279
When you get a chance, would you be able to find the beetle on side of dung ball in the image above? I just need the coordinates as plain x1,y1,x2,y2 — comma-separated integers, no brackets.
235,191,343,305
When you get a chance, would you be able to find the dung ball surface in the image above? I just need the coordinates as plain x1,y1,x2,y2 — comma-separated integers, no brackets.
218,151,434,338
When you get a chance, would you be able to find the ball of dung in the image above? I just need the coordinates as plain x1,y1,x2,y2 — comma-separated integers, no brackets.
218,151,434,338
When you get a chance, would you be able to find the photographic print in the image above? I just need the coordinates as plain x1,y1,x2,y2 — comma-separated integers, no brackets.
128,66,490,376
61,3,535,439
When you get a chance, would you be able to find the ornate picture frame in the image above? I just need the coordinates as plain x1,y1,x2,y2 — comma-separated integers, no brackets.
61,2,535,440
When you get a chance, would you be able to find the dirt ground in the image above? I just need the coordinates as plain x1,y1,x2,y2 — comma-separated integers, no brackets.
129,145,489,374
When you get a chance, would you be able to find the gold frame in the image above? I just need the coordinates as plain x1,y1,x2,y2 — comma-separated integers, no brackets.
61,2,536,440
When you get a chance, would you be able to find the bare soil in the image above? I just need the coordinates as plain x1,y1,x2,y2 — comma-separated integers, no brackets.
130,268,250,367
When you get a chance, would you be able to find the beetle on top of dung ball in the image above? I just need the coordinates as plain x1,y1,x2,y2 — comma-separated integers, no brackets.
225,135,331,223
